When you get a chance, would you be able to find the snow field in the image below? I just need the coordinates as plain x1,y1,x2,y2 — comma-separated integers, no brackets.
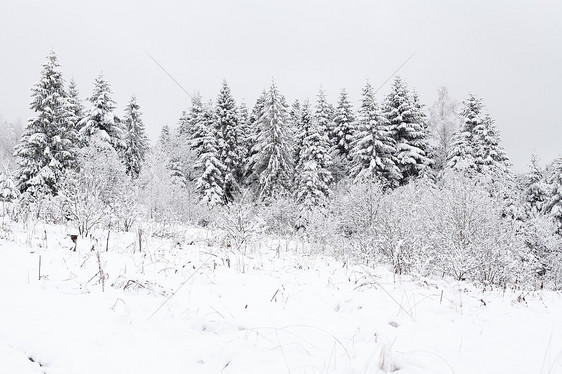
0,223,561,373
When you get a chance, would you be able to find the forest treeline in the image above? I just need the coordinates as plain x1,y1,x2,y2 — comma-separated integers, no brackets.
1,51,561,289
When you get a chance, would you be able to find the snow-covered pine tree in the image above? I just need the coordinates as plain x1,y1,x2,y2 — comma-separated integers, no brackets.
237,101,251,160
447,94,510,179
177,110,190,136
180,92,204,140
314,89,335,145
295,98,333,208
384,77,431,184
14,50,78,196
67,78,84,129
473,114,510,176
193,101,226,205
333,88,356,160
247,81,294,200
293,100,312,168
159,124,171,148
215,80,245,202
524,154,548,216
245,90,268,166
351,82,400,187
446,94,483,174
122,96,149,179
545,158,562,235
78,74,124,152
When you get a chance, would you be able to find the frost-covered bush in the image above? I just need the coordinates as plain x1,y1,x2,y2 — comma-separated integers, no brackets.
424,174,533,286
257,195,300,236
58,137,133,236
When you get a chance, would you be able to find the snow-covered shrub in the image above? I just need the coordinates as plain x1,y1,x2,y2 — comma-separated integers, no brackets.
425,174,533,286
330,180,384,264
375,180,433,275
58,137,129,236
519,214,562,289
257,195,300,236
215,193,265,271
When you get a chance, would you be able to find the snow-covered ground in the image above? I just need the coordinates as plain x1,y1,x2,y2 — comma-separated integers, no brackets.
1,223,561,374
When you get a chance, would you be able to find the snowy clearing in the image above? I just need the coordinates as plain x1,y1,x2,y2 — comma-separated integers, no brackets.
1,224,561,374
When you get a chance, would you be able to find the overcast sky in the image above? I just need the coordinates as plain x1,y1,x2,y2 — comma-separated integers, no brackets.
1,0,560,171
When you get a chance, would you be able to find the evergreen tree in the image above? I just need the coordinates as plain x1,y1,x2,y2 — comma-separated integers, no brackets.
78,74,124,152
295,98,333,208
67,78,84,129
545,158,562,234
333,88,356,160
384,77,431,184
314,89,334,144
293,100,313,168
159,124,171,148
474,114,510,176
177,110,190,136
351,82,400,187
193,102,226,205
447,94,510,178
181,92,204,138
524,154,548,216
446,94,483,174
215,80,244,201
122,96,149,179
247,90,267,154
14,50,78,196
247,81,294,200
237,101,251,159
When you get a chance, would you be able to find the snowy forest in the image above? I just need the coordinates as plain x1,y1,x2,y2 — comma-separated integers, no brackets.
1,50,561,292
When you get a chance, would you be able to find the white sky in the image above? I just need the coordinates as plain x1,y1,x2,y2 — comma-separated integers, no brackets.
1,0,561,171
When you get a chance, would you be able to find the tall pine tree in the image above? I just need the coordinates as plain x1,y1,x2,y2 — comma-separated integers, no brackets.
384,77,431,184
215,80,244,201
333,88,356,160
122,96,149,179
295,96,333,208
247,81,294,200
193,101,226,205
78,74,124,153
351,82,400,187
14,50,78,196
446,94,483,174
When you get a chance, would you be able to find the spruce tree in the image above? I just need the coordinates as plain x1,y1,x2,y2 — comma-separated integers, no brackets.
333,88,356,160
295,99,333,208
474,114,510,176
246,90,267,156
159,125,171,148
293,100,313,168
351,82,400,187
14,50,78,196
67,78,84,129
237,101,251,160
384,77,431,184
193,102,226,205
122,96,149,179
215,80,244,201
446,94,483,174
182,92,204,139
314,89,334,144
447,94,510,178
524,154,548,216
78,74,124,152
247,81,294,200
545,158,562,234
